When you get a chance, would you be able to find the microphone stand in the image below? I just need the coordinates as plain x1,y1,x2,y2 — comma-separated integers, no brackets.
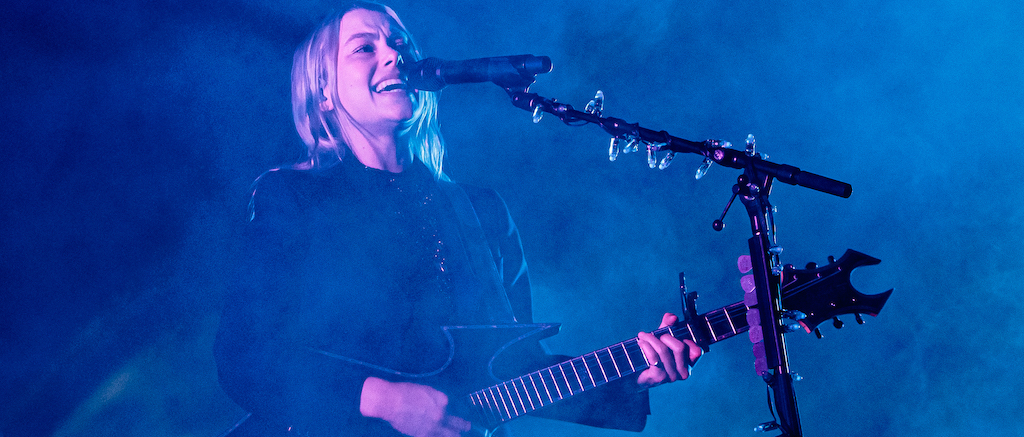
737,159,802,437
503,87,854,437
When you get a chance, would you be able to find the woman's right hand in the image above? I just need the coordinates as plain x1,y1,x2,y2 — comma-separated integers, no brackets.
360,376,472,437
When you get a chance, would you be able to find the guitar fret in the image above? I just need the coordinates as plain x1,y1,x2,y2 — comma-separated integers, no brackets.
518,378,536,411
505,381,521,416
516,382,530,415
705,317,718,340
484,391,501,424
568,359,586,390
468,393,481,421
635,339,650,368
562,361,577,392
547,368,564,400
527,373,544,407
480,389,493,420
621,343,636,372
469,392,483,419
477,391,498,425
537,371,553,403
489,387,509,420
591,352,609,382
722,308,737,334
685,324,697,342
518,379,533,413
628,341,648,370
505,382,523,417
605,348,622,377
558,364,574,395
730,304,750,332
500,384,517,417
580,356,597,387
494,385,508,418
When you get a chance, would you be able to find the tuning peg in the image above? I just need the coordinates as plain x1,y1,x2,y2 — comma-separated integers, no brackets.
828,255,836,263
833,317,844,329
805,262,818,269
855,313,865,324
814,328,823,339
782,310,806,334
754,421,779,433
768,246,783,277
783,310,806,321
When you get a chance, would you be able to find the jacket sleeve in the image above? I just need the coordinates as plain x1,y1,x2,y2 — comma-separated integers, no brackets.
463,185,651,432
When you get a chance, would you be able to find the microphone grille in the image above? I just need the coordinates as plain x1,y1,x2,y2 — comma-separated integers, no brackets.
403,57,445,91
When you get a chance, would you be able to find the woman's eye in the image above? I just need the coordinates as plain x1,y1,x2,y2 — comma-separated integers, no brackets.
390,36,409,51
355,44,374,54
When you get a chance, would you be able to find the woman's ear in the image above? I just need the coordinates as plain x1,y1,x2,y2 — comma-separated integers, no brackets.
319,86,334,112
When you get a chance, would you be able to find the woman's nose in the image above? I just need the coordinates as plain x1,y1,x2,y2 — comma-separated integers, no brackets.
383,46,402,67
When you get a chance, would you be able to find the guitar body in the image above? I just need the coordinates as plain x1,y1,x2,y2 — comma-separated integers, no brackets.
220,249,892,437
412,324,563,397
220,324,562,437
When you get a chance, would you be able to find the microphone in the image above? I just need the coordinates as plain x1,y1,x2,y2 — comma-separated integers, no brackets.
401,55,552,91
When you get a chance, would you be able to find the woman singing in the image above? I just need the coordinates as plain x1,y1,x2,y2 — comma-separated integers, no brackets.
215,3,701,436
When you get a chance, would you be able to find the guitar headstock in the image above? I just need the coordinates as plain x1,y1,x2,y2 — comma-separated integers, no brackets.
779,249,893,335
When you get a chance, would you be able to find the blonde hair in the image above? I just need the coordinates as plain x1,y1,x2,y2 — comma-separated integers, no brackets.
290,1,446,179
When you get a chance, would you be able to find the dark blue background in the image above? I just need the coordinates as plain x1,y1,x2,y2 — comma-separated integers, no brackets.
3,1,1021,436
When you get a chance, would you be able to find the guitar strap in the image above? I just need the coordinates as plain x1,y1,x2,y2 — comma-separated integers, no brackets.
437,180,518,324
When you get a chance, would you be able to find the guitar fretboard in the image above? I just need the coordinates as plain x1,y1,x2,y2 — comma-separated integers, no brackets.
465,301,750,427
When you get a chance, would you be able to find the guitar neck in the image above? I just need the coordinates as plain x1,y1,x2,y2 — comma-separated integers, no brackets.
465,301,750,428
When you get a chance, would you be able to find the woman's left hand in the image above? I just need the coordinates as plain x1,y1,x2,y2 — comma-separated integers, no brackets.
636,313,702,389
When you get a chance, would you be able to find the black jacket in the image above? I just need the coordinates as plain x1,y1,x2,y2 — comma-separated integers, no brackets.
215,159,648,436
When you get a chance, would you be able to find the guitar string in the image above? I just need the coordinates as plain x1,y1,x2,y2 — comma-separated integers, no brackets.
472,289,817,424
468,338,648,423
468,267,850,426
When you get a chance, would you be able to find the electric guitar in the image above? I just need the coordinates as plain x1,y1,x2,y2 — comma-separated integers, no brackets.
222,249,892,436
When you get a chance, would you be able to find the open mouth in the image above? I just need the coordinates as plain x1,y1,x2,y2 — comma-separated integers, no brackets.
374,79,407,93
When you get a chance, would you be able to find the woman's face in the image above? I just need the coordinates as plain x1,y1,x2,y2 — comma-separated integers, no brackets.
330,8,414,135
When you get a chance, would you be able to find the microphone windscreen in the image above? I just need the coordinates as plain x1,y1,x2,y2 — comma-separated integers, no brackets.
402,57,445,91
